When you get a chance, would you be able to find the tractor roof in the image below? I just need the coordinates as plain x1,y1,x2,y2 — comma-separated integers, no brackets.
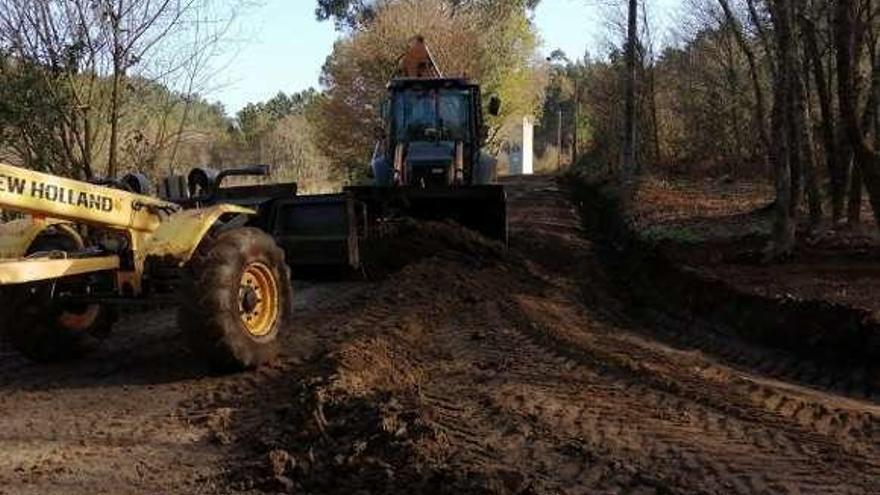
387,77,478,90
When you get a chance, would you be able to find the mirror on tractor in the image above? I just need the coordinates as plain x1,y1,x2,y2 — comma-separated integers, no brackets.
488,96,502,116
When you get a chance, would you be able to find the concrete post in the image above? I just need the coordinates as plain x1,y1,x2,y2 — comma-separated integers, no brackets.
522,115,534,175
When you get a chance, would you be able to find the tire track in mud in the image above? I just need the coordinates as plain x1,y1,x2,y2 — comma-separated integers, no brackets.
601,281,880,453
417,281,878,494
0,279,373,495
653,309,880,403
513,177,880,491
419,177,880,493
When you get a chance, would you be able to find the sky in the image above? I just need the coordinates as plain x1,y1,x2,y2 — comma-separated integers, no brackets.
208,0,679,115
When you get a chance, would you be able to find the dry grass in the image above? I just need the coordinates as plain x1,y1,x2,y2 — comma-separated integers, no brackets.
633,175,774,227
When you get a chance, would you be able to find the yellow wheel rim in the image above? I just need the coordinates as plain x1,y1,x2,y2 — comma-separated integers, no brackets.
239,262,279,337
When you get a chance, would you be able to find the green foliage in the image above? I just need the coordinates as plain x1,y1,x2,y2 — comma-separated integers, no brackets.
316,0,541,30
229,88,339,192
0,52,337,191
237,89,319,145
548,22,761,177
537,54,587,161
652,28,761,173
115,78,234,176
0,55,238,180
0,57,77,176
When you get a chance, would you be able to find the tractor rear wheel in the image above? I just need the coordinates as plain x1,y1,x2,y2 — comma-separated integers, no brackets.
0,232,115,362
178,227,292,371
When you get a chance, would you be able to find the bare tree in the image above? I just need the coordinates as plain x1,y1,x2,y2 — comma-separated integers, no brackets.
717,0,771,172
835,0,880,228
0,0,240,178
622,0,638,185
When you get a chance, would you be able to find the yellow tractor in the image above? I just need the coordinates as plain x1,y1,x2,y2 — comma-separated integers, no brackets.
0,162,292,370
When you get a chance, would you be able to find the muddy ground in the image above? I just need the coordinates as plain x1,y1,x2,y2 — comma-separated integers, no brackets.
0,175,879,494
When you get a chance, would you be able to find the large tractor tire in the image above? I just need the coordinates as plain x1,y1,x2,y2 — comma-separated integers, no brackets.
178,227,292,371
0,231,115,362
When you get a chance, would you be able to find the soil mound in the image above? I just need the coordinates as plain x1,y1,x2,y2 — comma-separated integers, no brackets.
226,248,538,493
362,218,506,278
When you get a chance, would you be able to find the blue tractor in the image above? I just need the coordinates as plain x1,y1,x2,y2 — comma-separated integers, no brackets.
273,37,508,269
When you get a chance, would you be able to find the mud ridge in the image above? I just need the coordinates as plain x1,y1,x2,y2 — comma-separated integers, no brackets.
569,175,880,366
567,174,880,411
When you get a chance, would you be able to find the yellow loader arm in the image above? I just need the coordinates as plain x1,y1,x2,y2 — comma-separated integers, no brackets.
144,205,255,263
0,162,254,287
0,162,177,233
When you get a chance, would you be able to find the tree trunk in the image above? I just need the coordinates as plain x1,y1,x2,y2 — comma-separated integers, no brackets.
83,114,93,180
835,0,880,228
802,5,843,223
649,63,661,163
622,0,638,180
108,5,124,180
573,76,579,164
717,0,771,174
848,161,864,224
799,70,823,227
108,69,121,178
837,127,855,224
766,0,798,257
770,79,796,255
793,18,822,227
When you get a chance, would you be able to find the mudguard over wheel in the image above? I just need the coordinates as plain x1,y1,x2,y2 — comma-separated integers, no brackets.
0,232,114,362
178,227,292,371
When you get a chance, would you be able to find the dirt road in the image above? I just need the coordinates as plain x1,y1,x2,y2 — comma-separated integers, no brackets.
1,176,878,494
0,281,370,495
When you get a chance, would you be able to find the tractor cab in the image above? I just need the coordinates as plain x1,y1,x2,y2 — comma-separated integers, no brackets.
372,78,500,188
370,36,501,189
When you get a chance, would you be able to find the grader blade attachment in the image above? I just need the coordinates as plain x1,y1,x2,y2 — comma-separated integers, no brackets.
269,192,363,269
268,185,507,271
